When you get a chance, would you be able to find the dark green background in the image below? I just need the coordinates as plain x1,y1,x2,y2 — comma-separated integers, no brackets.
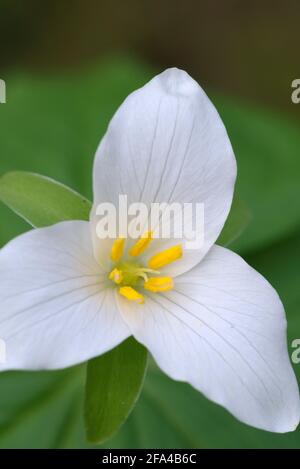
0,0,299,448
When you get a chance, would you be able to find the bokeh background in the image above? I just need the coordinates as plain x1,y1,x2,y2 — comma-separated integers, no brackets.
0,0,300,448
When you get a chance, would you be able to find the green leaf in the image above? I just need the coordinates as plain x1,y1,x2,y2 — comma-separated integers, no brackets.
0,367,88,449
0,171,91,228
85,337,148,444
217,194,251,247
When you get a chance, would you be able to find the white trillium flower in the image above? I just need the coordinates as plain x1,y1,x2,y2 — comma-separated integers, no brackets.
0,69,299,433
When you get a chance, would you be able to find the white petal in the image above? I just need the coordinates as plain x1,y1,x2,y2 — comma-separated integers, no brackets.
0,221,129,370
92,68,236,275
117,245,300,432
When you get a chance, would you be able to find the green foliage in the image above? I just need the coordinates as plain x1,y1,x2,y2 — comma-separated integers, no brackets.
85,338,148,444
215,94,300,253
0,171,91,227
217,194,251,247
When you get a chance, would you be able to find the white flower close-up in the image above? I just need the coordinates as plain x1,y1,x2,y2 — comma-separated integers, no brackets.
0,69,299,433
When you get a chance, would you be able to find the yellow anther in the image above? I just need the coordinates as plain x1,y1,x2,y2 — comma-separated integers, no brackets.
148,245,183,269
109,268,123,285
110,237,125,262
144,277,174,293
129,231,153,257
119,286,145,304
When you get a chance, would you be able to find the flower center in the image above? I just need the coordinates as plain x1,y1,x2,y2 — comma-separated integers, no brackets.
108,231,182,304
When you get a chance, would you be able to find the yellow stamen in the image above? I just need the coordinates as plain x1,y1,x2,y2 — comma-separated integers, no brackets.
110,237,125,262
109,268,123,285
129,231,153,257
148,245,182,269
144,277,174,292
119,286,145,304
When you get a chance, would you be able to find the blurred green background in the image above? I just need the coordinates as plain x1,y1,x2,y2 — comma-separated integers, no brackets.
0,0,300,448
